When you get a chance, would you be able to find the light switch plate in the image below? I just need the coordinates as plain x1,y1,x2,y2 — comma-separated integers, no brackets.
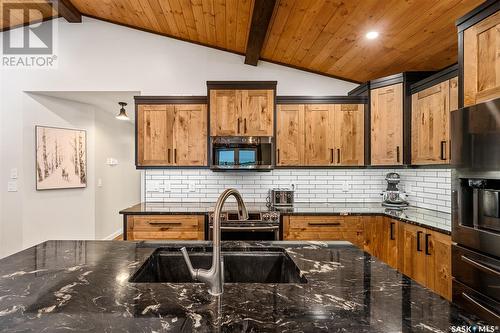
10,168,18,179
188,182,196,192
7,181,17,192
163,182,171,192
342,181,350,192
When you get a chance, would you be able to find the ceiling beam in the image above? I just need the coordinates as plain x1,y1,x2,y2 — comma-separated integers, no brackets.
53,0,81,23
244,0,277,66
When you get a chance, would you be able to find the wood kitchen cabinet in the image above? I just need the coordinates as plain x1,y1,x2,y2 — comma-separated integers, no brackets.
463,10,500,107
411,79,455,164
370,83,403,165
333,104,364,166
137,104,174,166
304,104,333,165
208,82,276,137
363,216,399,269
276,104,304,166
283,215,364,247
399,222,452,300
276,100,365,167
136,99,207,167
125,215,205,240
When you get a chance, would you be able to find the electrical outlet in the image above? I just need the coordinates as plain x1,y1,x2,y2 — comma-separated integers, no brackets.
188,182,196,192
342,181,350,192
163,182,171,192
97,178,103,187
10,168,18,179
7,181,17,192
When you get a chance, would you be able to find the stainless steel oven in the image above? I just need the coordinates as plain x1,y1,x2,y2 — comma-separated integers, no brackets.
210,136,274,171
451,98,500,324
208,210,280,241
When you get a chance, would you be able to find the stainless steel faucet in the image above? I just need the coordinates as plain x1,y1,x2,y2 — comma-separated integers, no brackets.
181,188,248,295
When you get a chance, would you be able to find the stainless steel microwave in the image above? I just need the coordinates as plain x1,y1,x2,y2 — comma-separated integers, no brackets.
210,136,274,171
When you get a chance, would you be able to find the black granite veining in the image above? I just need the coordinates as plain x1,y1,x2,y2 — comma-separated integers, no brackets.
0,240,484,332
120,202,451,234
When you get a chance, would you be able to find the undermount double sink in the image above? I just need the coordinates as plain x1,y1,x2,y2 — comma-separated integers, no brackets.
129,247,307,284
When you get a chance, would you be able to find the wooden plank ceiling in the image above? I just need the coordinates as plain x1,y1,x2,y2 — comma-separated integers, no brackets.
0,0,485,83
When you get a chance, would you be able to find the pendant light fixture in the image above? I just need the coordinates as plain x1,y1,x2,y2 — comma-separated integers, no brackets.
116,102,129,120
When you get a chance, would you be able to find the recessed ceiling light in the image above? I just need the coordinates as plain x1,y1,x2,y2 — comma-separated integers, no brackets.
366,31,379,40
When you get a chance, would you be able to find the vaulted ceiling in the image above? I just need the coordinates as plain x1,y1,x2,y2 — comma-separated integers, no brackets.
0,0,484,83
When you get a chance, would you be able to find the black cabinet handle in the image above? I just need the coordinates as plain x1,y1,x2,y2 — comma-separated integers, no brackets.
425,233,431,255
330,149,334,164
396,146,400,163
416,231,423,252
244,118,247,133
449,140,452,161
337,149,341,164
390,222,395,240
440,141,447,160
237,118,241,133
174,149,177,164
168,148,171,163
277,149,280,164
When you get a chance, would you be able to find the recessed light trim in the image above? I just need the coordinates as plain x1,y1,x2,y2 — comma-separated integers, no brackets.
366,31,379,40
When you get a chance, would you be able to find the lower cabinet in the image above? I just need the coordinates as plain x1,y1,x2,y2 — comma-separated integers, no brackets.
398,222,452,300
282,215,364,247
125,215,204,240
284,214,451,300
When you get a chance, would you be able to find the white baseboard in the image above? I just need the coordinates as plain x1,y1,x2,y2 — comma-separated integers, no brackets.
103,229,122,240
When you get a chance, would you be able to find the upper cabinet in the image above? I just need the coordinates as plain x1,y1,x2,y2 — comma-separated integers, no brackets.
463,11,500,107
333,104,364,166
136,97,208,168
410,70,459,165
276,104,304,166
370,84,403,165
208,82,276,137
276,98,365,167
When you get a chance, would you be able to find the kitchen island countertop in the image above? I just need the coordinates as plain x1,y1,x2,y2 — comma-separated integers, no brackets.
0,240,481,332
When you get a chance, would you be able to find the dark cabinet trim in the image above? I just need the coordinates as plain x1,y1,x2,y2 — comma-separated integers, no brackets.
456,0,500,32
134,96,207,104
276,96,367,104
410,64,458,94
206,81,277,90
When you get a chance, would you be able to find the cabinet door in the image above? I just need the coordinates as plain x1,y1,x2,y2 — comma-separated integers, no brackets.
371,84,403,165
304,104,334,166
137,104,174,166
210,89,241,136
363,216,385,259
277,104,304,166
425,231,452,300
384,218,399,269
449,77,459,112
173,104,208,166
464,11,500,107
411,80,450,164
241,89,274,136
333,104,364,166
400,224,427,283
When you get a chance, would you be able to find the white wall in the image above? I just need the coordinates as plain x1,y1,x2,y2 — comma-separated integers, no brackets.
22,94,96,248
0,17,356,257
94,109,139,240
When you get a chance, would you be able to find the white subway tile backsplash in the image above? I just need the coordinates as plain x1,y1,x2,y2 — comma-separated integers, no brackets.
144,168,452,215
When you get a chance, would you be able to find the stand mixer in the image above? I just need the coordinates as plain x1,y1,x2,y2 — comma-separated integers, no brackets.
381,172,409,209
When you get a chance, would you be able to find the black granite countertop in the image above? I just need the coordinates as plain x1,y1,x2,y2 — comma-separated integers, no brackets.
120,202,451,234
0,240,483,332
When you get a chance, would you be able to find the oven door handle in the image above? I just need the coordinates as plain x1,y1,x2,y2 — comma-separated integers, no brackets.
462,292,500,320
210,226,279,231
461,255,500,277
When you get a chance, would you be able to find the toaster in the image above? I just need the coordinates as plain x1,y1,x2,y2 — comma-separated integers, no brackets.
269,188,294,207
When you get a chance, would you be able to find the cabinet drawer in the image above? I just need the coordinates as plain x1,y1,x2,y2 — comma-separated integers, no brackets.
286,216,362,231
127,215,204,240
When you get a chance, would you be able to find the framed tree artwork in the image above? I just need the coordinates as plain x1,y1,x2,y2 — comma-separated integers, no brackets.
35,126,87,190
